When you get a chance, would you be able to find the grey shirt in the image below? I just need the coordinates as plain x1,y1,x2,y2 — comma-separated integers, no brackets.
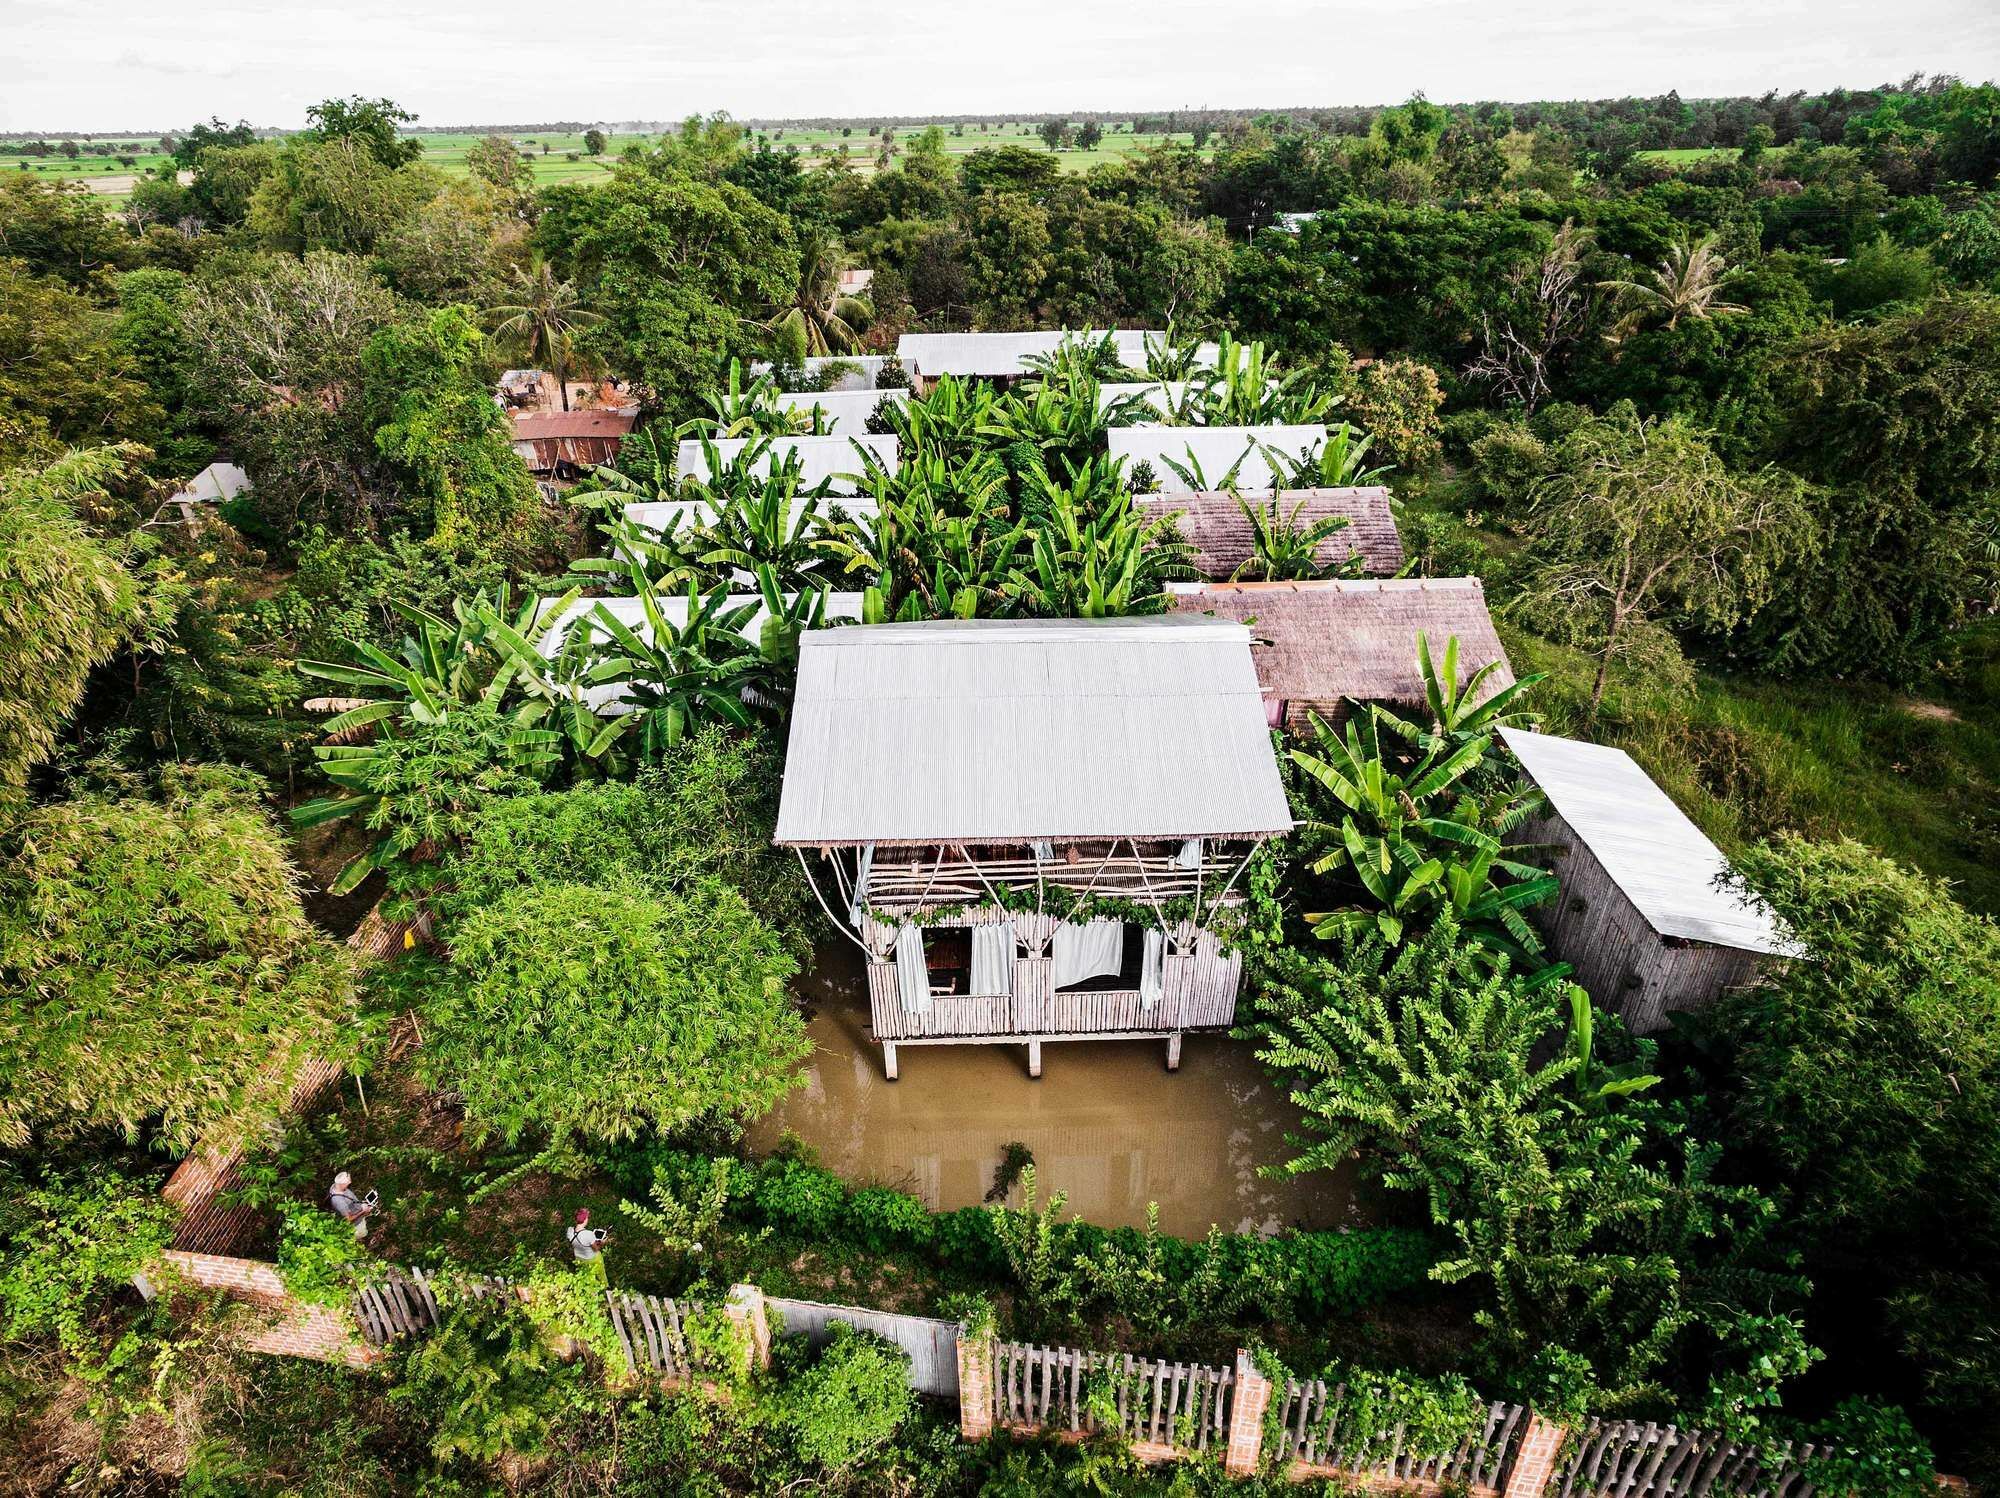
330,1187,364,1220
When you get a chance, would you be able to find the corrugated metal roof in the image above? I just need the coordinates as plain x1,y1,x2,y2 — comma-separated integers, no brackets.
775,616,1293,846
774,388,909,435
1498,727,1798,956
623,489,880,538
513,410,635,439
1109,425,1327,493
750,355,891,392
1140,488,1404,579
675,434,897,495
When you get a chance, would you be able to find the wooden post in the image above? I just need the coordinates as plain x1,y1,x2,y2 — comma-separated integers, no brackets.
1498,1411,1568,1498
1224,1349,1271,1477
1027,1039,1042,1079
956,1324,995,1441
724,1283,771,1375
883,1042,899,1081
1165,1032,1182,1071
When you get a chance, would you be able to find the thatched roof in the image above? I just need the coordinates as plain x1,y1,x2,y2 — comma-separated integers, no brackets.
1140,488,1404,579
1170,578,1513,730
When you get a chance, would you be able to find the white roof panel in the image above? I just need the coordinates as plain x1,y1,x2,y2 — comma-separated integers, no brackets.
774,388,909,436
1499,727,1798,956
896,330,1209,380
1109,425,1328,493
775,616,1293,846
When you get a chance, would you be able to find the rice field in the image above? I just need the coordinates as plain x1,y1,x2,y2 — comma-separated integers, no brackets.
3,121,1205,208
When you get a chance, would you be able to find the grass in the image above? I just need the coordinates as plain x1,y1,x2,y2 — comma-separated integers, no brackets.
1635,146,1741,165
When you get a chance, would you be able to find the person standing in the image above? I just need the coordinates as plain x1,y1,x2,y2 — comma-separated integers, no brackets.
328,1172,378,1240
566,1208,610,1281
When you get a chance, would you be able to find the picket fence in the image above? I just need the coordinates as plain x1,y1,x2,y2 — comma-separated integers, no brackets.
991,1340,1236,1454
1554,1420,1827,1498
349,1266,695,1380
1277,1380,1530,1488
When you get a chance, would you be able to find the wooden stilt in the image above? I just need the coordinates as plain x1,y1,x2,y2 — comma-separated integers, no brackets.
1027,1039,1043,1079
1166,1032,1182,1072
883,1042,899,1082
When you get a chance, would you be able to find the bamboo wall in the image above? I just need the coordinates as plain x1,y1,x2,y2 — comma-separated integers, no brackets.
1522,811,1768,1034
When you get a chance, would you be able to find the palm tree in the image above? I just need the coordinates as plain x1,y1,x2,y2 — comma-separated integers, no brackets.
1598,233,1746,335
485,262,603,411
766,229,871,358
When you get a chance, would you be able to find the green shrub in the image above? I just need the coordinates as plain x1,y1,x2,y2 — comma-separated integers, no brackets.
749,1157,848,1237
1466,422,1550,505
0,1165,176,1356
1802,1398,1936,1498
1349,357,1445,471
273,1198,373,1308
389,1293,585,1464
1439,407,1501,463
768,1322,917,1474
846,1186,934,1252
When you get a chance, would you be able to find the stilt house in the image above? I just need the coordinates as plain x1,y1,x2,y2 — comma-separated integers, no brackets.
1499,727,1799,1033
773,616,1294,1079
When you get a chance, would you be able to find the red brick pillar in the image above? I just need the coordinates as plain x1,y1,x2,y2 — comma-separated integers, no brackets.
1224,1349,1272,1477
1499,1411,1568,1498
957,1326,995,1440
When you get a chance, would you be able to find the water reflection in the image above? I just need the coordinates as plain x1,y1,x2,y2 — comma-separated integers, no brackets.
748,946,1371,1237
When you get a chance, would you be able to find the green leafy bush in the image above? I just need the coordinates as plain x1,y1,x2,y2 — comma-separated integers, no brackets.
846,1186,934,1252
0,1165,175,1356
1803,1398,1937,1498
273,1198,373,1308
390,1293,586,1464
768,1322,917,1474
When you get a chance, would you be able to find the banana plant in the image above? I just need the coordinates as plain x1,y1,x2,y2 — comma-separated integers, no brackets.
1142,325,1210,381
1004,463,1195,618
1292,708,1557,961
1368,631,1546,756
1232,491,1366,582
1567,984,1663,1102
822,455,1025,622
1193,333,1337,426
1260,422,1392,489
572,577,775,761
683,356,794,437
880,373,997,465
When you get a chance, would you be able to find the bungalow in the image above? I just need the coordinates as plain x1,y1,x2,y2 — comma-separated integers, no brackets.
1109,425,1329,494
1498,727,1798,1034
773,616,1293,1079
673,434,899,496
1169,578,1512,730
1139,487,1405,580
774,387,909,436
511,409,636,479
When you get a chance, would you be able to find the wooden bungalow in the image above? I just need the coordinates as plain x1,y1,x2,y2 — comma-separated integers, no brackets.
1139,487,1405,580
773,616,1294,1079
1108,424,1328,494
1169,578,1512,730
1498,727,1798,1033
510,409,635,479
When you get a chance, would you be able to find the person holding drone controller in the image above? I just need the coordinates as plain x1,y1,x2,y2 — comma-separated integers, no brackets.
566,1208,611,1274
327,1171,380,1240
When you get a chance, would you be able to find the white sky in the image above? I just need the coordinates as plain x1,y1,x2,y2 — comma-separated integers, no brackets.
1,0,1996,134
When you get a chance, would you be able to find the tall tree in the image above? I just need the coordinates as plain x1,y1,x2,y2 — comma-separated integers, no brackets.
484,261,602,411
1514,411,1810,722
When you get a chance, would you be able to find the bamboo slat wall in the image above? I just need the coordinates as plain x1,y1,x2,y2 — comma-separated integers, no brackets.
864,851,1239,910
1277,1381,1527,1489
1554,1420,1824,1498
864,910,1242,1041
1521,811,1768,1034
992,1340,1235,1454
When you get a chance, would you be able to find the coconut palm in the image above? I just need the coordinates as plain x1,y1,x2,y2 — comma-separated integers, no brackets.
484,262,602,412
1598,233,1747,335
766,228,872,358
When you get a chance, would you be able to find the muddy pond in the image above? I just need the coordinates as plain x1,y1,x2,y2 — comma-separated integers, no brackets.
747,947,1373,1238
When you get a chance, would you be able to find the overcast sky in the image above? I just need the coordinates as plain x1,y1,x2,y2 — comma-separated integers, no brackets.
2,0,1996,133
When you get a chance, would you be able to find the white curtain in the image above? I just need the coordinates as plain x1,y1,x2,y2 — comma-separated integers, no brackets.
1140,928,1166,1005
1053,919,1125,989
894,923,931,1014
1175,838,1203,870
971,922,1013,996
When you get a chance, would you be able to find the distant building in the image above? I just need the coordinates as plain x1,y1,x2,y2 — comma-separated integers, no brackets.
1170,577,1512,730
837,268,875,298
773,616,1293,1079
1139,487,1404,580
1271,211,1321,233
165,462,251,522
1499,727,1799,1034
510,409,636,478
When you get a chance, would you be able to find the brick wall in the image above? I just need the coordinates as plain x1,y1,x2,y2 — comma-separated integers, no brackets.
1224,1349,1273,1478
957,1332,994,1440
159,1250,379,1370
1499,1412,1567,1498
